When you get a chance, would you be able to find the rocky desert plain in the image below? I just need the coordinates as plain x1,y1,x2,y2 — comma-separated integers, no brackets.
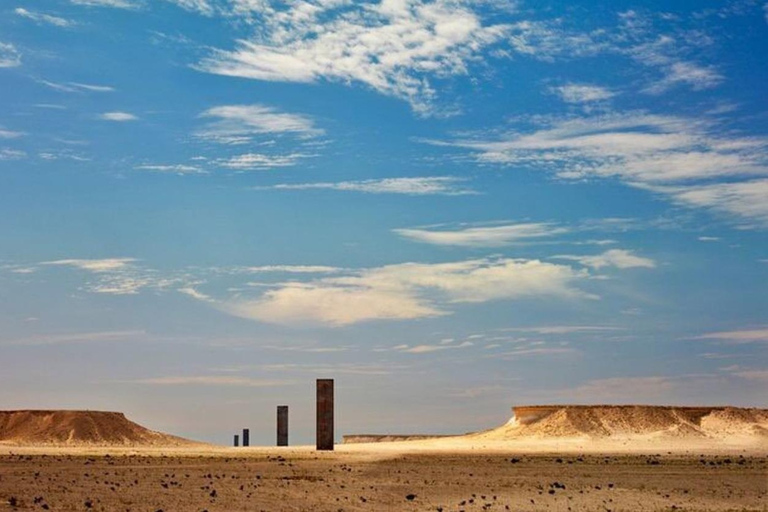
1,406,767,511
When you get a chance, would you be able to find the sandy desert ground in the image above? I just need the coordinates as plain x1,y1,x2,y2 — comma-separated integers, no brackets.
1,407,766,511
1,446,767,511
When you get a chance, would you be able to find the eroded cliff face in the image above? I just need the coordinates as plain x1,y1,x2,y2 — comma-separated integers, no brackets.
488,405,768,439
511,405,718,426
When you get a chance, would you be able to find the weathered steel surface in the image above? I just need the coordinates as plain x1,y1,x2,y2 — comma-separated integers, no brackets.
277,405,289,446
316,379,334,451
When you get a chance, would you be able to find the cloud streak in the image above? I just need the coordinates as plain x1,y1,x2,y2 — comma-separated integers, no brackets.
15,8,75,27
197,104,322,144
555,249,656,270
394,222,568,247
99,111,138,121
259,177,476,195
431,112,768,226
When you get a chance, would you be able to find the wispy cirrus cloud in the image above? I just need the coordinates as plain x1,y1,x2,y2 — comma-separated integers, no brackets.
197,104,323,144
1,330,145,346
215,153,311,170
15,8,75,27
196,0,512,115
99,111,138,121
0,128,24,139
43,258,138,272
693,328,768,345
643,61,723,95
242,265,341,274
166,0,215,15
394,222,568,247
70,0,140,8
394,340,475,354
0,42,21,68
640,179,768,227
258,177,476,195
501,325,623,335
429,112,768,226
552,83,615,103
555,249,656,270
41,258,185,295
135,164,206,175
39,80,114,93
0,149,27,160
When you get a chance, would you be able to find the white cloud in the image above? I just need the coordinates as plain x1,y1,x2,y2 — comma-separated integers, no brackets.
440,113,768,183
694,328,768,344
432,112,768,226
99,111,138,121
215,153,310,170
394,339,476,354
197,104,322,143
135,164,206,175
261,177,476,195
39,80,115,93
552,83,615,103
644,61,723,94
196,0,511,115
494,346,576,359
502,325,622,334
399,344,458,354
43,258,137,272
71,82,115,92
131,376,294,386
556,249,656,270
394,222,567,247
1,330,145,346
227,283,444,326
0,149,27,160
243,265,341,273
166,0,215,15
642,179,768,227
14,8,75,27
0,42,21,68
209,257,594,326
41,258,184,295
70,0,140,8
0,128,24,139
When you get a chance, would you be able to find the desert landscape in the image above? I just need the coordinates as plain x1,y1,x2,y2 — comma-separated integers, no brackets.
1,406,766,511
3,1,768,511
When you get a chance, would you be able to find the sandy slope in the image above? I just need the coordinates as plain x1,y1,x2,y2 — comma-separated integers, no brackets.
344,405,768,455
0,410,199,447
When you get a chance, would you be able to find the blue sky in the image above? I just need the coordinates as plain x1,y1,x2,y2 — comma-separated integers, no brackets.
1,0,767,445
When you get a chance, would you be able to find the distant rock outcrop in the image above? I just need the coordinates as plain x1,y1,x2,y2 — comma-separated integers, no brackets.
0,410,198,446
474,405,768,440
343,405,768,444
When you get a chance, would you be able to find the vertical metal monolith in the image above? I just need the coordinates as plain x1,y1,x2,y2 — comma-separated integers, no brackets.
242,428,250,447
316,378,334,451
234,434,239,447
277,405,289,447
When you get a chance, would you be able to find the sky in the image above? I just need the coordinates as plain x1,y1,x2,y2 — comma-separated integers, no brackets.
1,0,767,445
